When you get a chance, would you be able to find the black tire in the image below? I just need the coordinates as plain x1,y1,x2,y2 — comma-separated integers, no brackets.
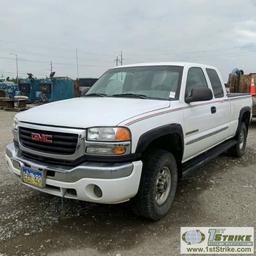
229,122,248,157
132,149,178,221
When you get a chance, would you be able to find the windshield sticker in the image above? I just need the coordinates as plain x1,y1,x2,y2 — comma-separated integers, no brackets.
169,91,176,98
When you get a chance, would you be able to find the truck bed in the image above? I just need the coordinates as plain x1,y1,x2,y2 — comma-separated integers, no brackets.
227,93,250,98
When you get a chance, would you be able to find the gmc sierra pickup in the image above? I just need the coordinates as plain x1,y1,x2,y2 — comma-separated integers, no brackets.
5,62,252,220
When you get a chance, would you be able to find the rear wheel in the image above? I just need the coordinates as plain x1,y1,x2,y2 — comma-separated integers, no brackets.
229,122,248,157
132,149,178,221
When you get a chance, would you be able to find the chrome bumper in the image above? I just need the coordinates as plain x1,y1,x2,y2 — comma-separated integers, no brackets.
5,143,143,203
6,143,135,180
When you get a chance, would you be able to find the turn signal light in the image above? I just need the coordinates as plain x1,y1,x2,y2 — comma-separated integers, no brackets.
115,128,131,141
112,146,127,155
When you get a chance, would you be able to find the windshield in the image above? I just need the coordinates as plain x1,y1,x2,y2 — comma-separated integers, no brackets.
86,66,183,100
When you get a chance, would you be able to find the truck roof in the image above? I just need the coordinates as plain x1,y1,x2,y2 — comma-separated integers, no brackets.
111,62,217,69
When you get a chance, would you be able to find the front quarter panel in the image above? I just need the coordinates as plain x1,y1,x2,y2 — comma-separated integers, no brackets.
119,102,184,154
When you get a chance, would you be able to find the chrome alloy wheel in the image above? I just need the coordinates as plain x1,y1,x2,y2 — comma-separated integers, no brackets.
155,166,171,205
239,128,245,150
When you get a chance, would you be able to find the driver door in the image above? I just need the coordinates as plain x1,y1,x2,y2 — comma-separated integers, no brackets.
182,67,216,162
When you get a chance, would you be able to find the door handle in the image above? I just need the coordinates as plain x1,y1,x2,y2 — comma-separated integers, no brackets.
211,106,216,114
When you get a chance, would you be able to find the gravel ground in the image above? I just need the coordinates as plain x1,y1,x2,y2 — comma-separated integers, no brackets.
0,110,256,256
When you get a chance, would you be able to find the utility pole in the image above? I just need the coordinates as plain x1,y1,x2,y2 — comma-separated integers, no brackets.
50,61,53,73
76,48,79,79
10,53,19,84
115,56,119,66
120,51,123,66
114,52,124,66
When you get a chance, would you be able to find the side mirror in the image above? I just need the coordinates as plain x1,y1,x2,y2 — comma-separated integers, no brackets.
185,88,213,104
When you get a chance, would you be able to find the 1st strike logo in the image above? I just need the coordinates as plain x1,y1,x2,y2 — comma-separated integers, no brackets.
182,230,206,245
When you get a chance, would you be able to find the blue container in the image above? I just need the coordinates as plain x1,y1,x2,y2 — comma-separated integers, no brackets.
19,78,41,102
39,77,75,102
0,82,19,98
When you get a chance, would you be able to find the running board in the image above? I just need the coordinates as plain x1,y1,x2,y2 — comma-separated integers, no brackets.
182,139,237,177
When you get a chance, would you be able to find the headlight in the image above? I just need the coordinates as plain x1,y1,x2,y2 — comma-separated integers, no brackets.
86,127,131,156
87,127,131,142
13,117,18,130
12,117,19,142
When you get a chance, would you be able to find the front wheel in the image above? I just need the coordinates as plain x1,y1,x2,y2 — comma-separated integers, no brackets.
132,149,178,221
229,122,248,157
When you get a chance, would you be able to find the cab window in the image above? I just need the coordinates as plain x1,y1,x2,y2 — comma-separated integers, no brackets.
185,67,208,97
206,68,224,98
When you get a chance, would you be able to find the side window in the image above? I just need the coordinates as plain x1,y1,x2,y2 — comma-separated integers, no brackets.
206,68,224,98
186,67,208,97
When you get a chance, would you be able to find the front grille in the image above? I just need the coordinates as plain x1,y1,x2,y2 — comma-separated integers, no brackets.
19,127,78,155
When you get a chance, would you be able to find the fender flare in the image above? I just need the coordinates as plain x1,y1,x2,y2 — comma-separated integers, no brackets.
135,123,184,157
236,106,251,135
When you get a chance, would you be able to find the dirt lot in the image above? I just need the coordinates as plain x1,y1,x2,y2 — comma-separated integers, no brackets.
0,110,255,256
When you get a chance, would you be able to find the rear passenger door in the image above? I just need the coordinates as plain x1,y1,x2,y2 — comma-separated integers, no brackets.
183,67,217,161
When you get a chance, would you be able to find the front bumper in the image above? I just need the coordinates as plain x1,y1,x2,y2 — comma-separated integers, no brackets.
5,143,143,204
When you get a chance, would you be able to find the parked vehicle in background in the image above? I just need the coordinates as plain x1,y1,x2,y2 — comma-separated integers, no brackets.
228,68,256,117
77,78,98,96
6,62,252,220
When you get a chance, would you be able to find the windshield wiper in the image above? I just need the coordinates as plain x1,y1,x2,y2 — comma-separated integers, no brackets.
111,93,148,99
84,93,107,97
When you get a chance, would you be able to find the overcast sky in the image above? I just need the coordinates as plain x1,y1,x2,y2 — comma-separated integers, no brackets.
0,0,256,80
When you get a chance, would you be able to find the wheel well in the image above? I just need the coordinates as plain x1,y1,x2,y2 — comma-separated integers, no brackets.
142,133,183,175
241,111,251,129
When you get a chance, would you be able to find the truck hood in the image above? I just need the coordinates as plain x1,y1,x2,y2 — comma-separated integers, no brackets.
16,97,170,128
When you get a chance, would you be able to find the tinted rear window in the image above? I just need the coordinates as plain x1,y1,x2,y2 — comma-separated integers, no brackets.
206,68,224,98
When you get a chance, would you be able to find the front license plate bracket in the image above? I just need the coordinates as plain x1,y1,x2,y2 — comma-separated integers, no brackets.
21,166,46,188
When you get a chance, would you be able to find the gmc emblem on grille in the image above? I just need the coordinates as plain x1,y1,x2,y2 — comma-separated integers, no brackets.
31,133,53,143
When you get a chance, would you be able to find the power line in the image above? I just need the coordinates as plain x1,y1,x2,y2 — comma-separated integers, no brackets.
1,48,255,69
0,38,116,58
1,43,250,67
1,35,253,61
0,56,110,67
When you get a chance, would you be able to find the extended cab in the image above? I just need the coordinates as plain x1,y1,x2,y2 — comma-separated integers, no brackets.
5,62,252,220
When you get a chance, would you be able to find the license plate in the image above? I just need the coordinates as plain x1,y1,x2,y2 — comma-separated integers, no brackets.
21,166,45,188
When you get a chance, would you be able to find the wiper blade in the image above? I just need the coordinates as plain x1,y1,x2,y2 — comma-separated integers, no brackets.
111,93,148,99
84,93,107,97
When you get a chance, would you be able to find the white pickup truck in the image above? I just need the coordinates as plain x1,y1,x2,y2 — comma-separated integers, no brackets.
5,62,252,220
